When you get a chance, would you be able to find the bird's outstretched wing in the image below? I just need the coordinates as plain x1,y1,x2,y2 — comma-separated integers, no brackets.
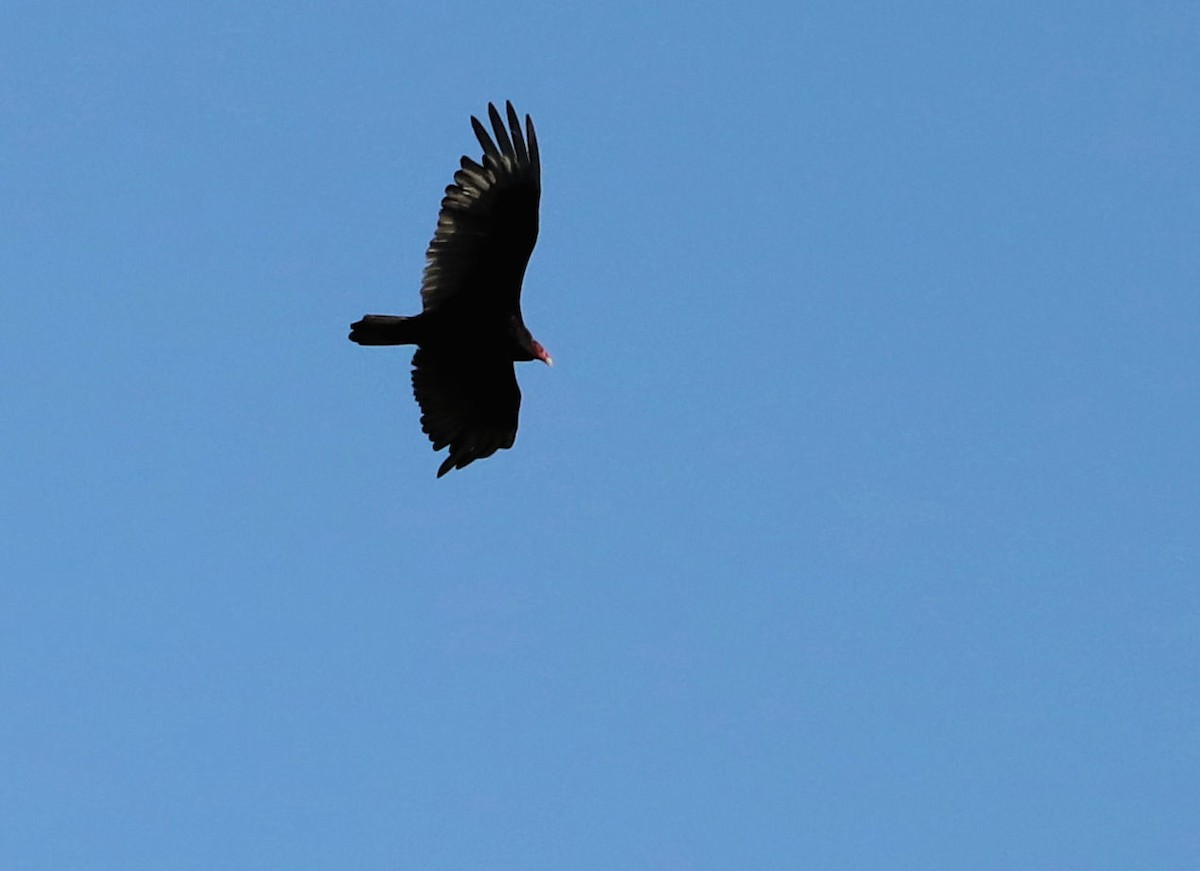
411,348,521,477
420,101,541,316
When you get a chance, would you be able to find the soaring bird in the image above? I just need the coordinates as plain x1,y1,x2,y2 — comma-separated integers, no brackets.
349,102,551,477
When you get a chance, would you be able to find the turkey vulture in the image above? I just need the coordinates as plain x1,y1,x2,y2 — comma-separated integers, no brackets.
349,101,551,478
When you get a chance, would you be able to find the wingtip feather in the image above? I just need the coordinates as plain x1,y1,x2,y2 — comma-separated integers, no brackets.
471,115,499,158
487,102,514,158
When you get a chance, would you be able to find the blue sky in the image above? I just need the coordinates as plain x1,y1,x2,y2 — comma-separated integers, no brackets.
3,2,1197,868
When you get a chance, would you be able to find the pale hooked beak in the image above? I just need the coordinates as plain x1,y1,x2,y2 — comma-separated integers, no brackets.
533,341,553,366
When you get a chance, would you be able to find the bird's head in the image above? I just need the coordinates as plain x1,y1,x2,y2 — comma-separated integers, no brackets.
512,317,553,365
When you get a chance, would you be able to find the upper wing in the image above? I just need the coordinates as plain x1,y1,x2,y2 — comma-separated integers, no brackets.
411,348,521,477
420,102,541,316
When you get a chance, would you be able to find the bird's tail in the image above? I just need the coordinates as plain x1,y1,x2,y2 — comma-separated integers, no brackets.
349,314,424,346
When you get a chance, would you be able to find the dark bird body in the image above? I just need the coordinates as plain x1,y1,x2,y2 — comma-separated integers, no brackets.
349,102,551,477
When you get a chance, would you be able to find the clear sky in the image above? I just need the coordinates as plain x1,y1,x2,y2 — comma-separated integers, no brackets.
3,2,1197,869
